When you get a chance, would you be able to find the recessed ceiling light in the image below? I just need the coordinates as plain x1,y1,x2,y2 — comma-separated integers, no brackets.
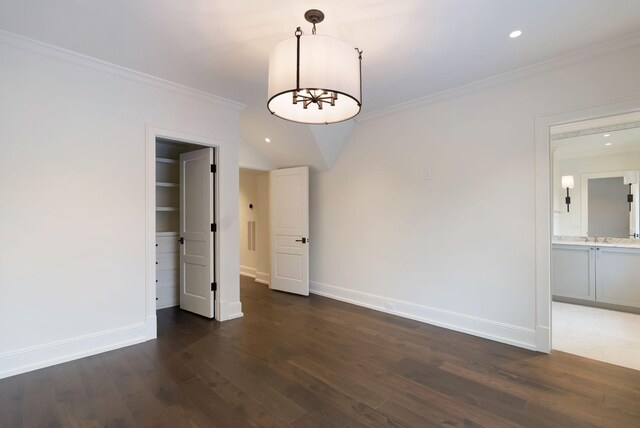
264,137,271,143
509,30,522,39
605,142,612,146
603,133,610,137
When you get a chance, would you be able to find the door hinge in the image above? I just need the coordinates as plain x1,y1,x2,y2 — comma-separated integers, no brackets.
211,282,217,291
210,164,217,173
211,223,217,232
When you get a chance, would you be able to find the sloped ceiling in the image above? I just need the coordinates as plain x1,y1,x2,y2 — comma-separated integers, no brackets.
2,1,640,169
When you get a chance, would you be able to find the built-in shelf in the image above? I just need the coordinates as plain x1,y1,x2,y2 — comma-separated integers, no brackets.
156,231,179,236
156,157,178,164
156,207,178,212
156,182,179,188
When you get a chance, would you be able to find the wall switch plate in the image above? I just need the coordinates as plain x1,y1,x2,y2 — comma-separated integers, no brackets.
425,169,432,180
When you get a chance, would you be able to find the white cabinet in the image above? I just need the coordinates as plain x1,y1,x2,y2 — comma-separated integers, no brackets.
156,233,179,309
552,245,595,301
596,247,640,308
553,244,640,309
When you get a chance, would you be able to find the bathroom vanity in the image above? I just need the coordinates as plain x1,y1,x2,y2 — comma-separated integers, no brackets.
552,238,640,312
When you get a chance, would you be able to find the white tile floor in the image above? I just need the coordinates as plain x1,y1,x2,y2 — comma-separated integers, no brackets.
552,301,640,371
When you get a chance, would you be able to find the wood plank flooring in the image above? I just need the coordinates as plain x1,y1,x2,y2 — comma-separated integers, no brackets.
2,275,640,427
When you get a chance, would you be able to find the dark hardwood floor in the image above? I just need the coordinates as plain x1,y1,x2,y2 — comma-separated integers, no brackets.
2,276,640,427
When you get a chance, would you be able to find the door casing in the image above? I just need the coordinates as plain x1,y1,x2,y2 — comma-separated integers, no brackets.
145,126,222,340
534,97,640,353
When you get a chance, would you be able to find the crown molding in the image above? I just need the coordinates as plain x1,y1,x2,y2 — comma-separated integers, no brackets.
0,29,246,112
357,31,640,123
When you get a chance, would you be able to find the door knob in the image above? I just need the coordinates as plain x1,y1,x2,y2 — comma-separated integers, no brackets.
295,237,307,244
179,237,185,244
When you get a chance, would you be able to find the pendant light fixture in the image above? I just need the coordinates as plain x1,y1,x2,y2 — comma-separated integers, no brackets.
267,9,363,125
561,175,575,212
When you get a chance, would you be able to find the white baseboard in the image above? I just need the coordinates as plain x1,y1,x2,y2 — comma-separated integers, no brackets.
310,281,539,351
219,300,244,321
0,323,147,379
155,302,179,310
146,315,157,340
255,271,270,285
240,265,257,278
536,326,551,353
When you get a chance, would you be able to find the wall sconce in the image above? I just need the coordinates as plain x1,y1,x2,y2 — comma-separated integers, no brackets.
561,175,575,212
624,171,639,212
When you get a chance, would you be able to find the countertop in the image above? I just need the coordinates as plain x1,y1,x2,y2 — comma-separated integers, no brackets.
553,236,640,249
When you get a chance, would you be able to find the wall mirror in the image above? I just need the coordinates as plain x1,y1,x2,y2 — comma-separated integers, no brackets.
552,113,640,239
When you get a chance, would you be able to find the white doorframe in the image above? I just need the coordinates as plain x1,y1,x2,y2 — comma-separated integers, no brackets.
145,125,224,339
534,96,640,353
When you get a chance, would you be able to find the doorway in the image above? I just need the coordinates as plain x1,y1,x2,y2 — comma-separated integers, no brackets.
239,168,271,287
238,166,311,296
155,139,209,310
549,112,640,370
145,127,221,341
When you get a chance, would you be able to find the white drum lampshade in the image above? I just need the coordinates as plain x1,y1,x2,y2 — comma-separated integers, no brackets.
561,175,575,189
624,171,639,185
267,10,362,125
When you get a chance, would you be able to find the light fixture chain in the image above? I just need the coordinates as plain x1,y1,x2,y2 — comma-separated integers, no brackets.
312,23,316,35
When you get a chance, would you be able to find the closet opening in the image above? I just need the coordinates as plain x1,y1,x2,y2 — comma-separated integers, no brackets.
153,137,219,326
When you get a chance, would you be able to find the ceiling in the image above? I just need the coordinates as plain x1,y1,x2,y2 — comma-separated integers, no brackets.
553,125,640,159
3,1,640,169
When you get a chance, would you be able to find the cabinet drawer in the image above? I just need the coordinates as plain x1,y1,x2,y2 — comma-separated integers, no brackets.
156,253,178,271
156,236,179,253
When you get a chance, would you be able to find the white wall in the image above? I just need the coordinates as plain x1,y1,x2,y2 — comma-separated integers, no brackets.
310,42,640,350
553,150,640,236
0,33,243,378
239,139,274,171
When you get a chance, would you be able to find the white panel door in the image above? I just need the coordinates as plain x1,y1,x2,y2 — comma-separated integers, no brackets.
270,166,309,296
179,148,215,318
